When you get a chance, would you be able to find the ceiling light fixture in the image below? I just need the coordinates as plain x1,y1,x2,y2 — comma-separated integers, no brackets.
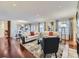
12,4,16,7
17,20,29,23
58,6,63,8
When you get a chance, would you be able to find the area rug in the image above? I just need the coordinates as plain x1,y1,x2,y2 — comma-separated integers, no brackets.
68,48,78,58
23,40,65,58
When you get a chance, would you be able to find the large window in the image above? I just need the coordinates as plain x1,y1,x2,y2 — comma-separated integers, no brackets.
57,20,70,39
25,24,31,32
17,24,24,34
30,24,35,32
39,22,45,32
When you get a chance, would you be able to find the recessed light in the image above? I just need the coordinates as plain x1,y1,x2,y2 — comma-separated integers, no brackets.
12,4,16,7
17,20,29,23
58,6,63,8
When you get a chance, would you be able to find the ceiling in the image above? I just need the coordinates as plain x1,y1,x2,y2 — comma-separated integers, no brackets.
0,1,78,22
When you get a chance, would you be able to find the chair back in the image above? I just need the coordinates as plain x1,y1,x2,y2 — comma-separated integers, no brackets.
42,37,60,54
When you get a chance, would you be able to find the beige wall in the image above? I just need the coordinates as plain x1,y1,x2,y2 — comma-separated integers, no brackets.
72,16,77,42
0,21,6,37
4,21,8,31
35,23,39,32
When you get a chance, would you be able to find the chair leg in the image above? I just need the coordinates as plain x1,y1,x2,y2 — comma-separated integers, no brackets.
55,53,57,58
44,53,46,58
77,53,79,58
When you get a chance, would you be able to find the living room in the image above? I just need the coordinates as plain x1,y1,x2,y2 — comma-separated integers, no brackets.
0,1,79,58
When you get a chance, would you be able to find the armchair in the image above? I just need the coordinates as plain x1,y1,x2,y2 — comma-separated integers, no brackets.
40,37,60,58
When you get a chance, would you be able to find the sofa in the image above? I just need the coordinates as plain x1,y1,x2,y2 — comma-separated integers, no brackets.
23,32,40,43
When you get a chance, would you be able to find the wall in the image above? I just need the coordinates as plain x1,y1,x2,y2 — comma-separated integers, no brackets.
0,21,5,37
72,16,77,42
35,23,39,32
11,21,17,38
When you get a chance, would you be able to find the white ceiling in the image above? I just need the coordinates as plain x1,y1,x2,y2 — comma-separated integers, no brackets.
0,1,78,22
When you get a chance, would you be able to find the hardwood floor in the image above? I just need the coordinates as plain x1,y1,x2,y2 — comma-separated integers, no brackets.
0,37,77,58
20,44,35,58
61,39,77,49
0,38,35,58
69,40,77,49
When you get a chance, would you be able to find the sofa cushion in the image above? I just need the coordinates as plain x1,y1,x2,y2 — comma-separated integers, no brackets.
30,32,35,36
49,32,53,36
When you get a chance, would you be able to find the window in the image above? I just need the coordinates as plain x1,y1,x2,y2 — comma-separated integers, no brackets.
57,20,70,39
30,24,35,32
39,22,45,32
25,24,31,32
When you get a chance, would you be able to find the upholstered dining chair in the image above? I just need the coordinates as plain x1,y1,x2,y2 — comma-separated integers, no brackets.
40,37,60,58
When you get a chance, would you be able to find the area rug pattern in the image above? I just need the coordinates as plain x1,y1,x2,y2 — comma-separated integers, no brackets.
68,48,78,58
23,40,64,58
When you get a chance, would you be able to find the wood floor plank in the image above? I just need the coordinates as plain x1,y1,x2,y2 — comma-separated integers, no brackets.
0,38,35,58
